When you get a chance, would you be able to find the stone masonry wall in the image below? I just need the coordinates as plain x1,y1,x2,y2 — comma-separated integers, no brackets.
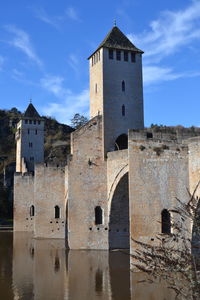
128,130,189,253
34,164,66,239
14,173,34,232
68,116,108,249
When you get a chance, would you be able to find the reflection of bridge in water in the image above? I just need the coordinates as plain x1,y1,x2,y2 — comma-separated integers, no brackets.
0,232,175,300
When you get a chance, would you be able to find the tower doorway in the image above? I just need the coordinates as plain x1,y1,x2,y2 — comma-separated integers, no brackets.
114,134,128,150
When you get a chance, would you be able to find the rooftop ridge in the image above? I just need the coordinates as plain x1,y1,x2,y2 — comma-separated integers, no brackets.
23,103,41,119
88,26,143,59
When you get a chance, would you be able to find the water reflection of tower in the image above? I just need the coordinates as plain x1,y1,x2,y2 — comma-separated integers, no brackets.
67,250,113,300
12,232,34,299
12,234,68,300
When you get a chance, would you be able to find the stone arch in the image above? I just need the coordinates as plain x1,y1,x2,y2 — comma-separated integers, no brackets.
114,134,128,150
109,172,129,249
108,164,129,211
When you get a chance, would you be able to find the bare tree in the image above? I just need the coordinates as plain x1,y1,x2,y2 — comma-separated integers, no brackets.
131,184,200,299
70,113,88,129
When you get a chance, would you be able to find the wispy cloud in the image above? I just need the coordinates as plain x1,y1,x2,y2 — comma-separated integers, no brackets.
65,6,80,22
40,74,89,123
143,66,200,85
34,8,60,29
0,56,5,71
34,6,81,28
129,1,200,60
11,68,37,86
5,25,43,67
41,75,71,98
128,1,200,85
68,54,79,75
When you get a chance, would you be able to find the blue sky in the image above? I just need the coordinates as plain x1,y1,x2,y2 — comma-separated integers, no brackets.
0,0,200,127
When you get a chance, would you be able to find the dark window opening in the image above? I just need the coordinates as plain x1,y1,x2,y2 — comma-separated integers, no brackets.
29,120,32,124
124,51,128,61
109,49,113,59
28,129,30,134
25,120,28,124
122,81,125,92
30,205,35,217
161,209,171,234
122,104,125,116
116,50,121,61
29,142,33,148
95,84,98,93
30,157,34,161
35,129,37,135
95,206,103,225
34,120,36,125
55,206,60,219
131,52,136,63
98,51,100,61
38,121,41,125
114,134,128,150
147,132,153,139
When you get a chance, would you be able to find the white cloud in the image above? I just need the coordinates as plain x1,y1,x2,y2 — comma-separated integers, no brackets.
65,7,80,22
128,1,200,85
128,1,200,60
0,56,5,70
5,25,43,67
40,74,89,124
143,66,200,85
40,75,71,98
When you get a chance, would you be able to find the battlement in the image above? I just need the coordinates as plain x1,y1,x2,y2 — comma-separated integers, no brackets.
129,127,200,144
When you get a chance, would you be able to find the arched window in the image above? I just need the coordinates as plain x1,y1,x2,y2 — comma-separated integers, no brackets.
30,205,35,217
95,83,98,93
114,134,128,150
122,105,125,116
55,206,60,219
122,81,125,92
161,209,171,234
95,206,103,225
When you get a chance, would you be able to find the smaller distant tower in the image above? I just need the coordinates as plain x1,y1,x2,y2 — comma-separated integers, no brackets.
15,103,44,173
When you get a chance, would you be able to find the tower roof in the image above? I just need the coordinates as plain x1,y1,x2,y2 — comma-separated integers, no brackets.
88,26,144,59
23,103,41,119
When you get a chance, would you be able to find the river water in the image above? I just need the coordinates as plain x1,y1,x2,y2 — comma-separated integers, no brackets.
0,232,174,300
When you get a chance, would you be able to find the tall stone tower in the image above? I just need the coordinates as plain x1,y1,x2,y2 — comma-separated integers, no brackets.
88,25,144,153
15,103,44,173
